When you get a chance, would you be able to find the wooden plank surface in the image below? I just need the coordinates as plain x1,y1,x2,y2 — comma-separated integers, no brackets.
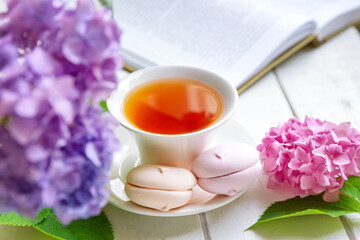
202,72,293,240
204,71,349,239
275,26,360,239
275,28,360,127
104,205,205,240
1,0,359,239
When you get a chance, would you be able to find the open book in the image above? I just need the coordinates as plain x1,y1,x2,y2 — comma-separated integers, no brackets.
113,0,360,93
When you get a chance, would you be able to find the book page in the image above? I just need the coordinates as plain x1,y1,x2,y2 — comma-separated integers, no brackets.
0,0,6,12
114,0,315,87
266,0,360,41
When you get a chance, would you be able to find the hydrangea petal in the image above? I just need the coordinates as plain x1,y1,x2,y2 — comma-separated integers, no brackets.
259,116,360,201
50,97,75,124
263,156,278,172
312,145,327,159
85,142,101,167
0,90,18,115
42,187,57,206
298,163,313,173
62,35,84,65
316,174,330,187
300,175,315,190
332,154,350,165
288,158,302,170
294,147,308,161
8,117,38,145
27,47,59,75
328,144,343,155
323,191,340,202
14,96,41,118
25,144,48,163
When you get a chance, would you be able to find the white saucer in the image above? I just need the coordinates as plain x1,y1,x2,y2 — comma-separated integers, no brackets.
108,118,257,217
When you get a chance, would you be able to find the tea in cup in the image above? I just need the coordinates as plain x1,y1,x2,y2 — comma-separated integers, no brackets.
107,66,238,170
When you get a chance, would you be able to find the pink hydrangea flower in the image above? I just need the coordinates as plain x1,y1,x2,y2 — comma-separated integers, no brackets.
257,117,360,201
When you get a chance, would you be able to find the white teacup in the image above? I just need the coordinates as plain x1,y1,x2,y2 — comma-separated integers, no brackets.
107,66,238,170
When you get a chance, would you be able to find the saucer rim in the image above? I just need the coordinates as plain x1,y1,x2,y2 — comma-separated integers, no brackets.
108,118,257,217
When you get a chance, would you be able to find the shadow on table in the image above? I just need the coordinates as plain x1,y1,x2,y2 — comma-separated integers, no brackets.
104,204,203,239
245,215,346,239
203,176,348,239
0,225,56,240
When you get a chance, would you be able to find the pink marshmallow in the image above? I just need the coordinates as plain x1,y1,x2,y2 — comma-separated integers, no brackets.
197,161,261,196
192,142,261,196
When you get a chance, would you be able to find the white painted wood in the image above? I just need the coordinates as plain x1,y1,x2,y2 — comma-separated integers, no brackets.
0,0,356,238
204,72,348,239
343,213,360,239
275,27,360,239
234,72,294,142
104,204,205,240
275,27,360,127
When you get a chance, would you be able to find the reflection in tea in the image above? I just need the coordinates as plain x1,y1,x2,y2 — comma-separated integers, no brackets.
123,78,223,134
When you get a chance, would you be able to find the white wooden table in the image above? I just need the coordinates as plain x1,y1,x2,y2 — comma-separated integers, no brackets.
1,8,360,239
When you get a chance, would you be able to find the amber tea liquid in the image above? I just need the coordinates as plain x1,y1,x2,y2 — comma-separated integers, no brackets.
123,78,223,134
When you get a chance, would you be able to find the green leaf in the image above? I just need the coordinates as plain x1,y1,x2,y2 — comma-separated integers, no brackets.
33,209,52,225
341,176,360,201
247,193,360,230
0,212,33,226
34,211,114,240
98,0,112,9
99,100,109,113
0,208,51,226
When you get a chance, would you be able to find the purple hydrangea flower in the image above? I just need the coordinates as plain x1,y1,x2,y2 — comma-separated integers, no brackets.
43,108,118,224
0,0,122,224
0,36,23,82
1,0,63,49
0,36,17,70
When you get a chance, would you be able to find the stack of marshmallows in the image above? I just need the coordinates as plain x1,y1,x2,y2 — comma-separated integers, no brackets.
125,143,261,211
